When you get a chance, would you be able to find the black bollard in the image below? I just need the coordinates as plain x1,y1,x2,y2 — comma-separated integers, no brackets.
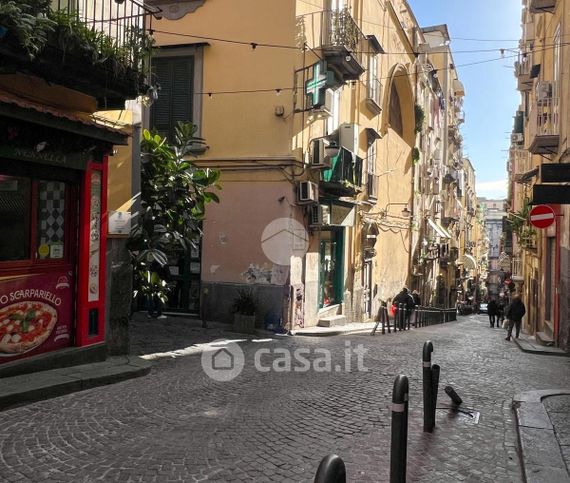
314,454,346,483
422,341,434,432
390,374,409,483
444,385,463,406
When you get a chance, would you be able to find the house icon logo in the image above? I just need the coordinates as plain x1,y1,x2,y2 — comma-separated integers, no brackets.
201,340,245,382
261,218,309,266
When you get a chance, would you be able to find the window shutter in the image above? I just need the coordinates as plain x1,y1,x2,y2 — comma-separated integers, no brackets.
150,56,194,141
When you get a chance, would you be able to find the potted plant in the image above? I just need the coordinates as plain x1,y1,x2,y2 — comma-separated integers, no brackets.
232,288,257,334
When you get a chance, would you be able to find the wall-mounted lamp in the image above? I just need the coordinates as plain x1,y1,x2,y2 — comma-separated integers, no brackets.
383,202,411,218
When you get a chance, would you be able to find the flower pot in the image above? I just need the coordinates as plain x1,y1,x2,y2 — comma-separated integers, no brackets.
233,313,256,334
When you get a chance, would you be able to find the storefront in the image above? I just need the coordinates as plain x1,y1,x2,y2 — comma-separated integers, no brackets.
0,102,126,364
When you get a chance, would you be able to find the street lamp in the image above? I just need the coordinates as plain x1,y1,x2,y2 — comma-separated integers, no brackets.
383,202,411,218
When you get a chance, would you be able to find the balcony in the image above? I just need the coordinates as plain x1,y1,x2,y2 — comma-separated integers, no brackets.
512,257,523,282
529,0,557,13
322,147,363,196
515,61,532,92
528,97,559,154
299,9,366,82
0,0,153,108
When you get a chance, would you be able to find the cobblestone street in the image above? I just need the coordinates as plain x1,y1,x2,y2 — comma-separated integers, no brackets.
1,314,570,482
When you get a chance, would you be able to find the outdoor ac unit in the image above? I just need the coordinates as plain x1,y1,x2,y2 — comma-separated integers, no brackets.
536,81,552,102
298,181,318,204
309,138,332,169
339,123,359,153
311,88,333,117
511,133,524,144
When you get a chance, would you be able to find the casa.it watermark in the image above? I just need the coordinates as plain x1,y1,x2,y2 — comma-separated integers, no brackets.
201,340,369,382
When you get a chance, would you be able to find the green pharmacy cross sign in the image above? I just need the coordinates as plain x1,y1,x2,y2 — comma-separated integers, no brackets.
305,61,335,108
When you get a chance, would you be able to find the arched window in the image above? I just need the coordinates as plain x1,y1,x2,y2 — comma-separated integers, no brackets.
389,83,403,137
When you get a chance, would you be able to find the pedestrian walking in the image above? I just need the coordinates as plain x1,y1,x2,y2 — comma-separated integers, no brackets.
505,294,526,341
393,287,414,330
497,297,506,328
487,299,498,328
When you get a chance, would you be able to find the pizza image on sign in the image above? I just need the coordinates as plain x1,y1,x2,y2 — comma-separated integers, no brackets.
0,301,58,355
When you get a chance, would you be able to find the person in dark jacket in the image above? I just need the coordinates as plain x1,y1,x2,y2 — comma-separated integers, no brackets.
487,299,498,328
505,294,526,341
393,287,414,329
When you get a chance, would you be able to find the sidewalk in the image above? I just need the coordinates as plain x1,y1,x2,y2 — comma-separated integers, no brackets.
0,356,151,411
513,332,570,357
514,390,570,483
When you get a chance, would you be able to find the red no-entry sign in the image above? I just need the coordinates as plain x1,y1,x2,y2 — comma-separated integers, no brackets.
529,204,555,229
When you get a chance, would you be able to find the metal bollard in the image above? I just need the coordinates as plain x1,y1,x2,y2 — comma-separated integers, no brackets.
422,341,435,432
386,306,391,334
314,454,346,483
444,385,463,405
398,303,404,331
390,374,409,483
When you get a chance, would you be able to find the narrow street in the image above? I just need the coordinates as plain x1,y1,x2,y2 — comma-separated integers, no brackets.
1,315,569,482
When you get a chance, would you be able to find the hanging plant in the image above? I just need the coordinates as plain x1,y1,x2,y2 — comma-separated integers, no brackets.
414,104,425,134
412,147,420,164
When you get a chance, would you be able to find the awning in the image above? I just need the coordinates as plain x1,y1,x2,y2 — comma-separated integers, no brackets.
0,91,129,145
515,167,539,184
458,254,477,270
427,218,452,239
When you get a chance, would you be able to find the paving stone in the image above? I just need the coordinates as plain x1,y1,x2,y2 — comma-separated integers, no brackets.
0,314,569,481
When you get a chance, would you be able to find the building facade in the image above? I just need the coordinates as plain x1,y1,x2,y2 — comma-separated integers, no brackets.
509,0,569,348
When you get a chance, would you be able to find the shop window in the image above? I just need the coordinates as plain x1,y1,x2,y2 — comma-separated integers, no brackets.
0,171,74,265
0,176,31,261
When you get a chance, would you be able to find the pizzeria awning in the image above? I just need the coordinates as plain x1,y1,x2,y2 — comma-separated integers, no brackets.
458,254,477,270
427,218,452,239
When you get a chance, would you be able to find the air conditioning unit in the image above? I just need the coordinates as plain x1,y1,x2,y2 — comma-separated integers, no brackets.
339,123,359,153
511,133,524,144
309,138,333,168
311,88,333,117
298,181,318,204
536,81,552,102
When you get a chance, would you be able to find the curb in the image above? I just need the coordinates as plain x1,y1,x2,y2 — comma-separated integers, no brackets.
513,390,570,483
292,327,377,337
0,356,152,412
513,337,570,357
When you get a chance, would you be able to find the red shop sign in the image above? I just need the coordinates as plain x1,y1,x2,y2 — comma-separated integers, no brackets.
0,270,74,362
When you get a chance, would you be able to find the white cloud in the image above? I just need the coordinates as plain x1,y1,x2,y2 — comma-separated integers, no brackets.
476,179,507,198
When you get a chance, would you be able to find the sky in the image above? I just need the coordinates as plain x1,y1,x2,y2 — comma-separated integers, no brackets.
408,0,522,199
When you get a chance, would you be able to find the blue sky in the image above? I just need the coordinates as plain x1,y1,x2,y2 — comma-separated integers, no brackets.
408,0,522,199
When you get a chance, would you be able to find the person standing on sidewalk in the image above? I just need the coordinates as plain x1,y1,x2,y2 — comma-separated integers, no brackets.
487,298,498,328
505,294,526,341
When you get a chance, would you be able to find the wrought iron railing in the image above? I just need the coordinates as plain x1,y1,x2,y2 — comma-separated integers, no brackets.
50,0,152,71
323,148,363,189
529,97,559,137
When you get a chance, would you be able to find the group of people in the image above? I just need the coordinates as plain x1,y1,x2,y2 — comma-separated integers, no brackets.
486,294,526,341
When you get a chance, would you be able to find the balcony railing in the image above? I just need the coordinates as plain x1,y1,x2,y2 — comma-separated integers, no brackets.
298,9,366,81
322,147,363,196
0,0,153,106
528,97,559,154
514,60,532,91
512,256,523,281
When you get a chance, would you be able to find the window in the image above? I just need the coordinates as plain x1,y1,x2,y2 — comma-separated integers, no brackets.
553,25,560,98
367,54,382,110
0,176,31,261
326,88,341,134
150,56,194,142
367,142,377,199
389,83,403,137
0,173,73,264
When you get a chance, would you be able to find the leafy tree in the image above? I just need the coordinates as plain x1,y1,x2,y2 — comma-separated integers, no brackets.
129,122,220,305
